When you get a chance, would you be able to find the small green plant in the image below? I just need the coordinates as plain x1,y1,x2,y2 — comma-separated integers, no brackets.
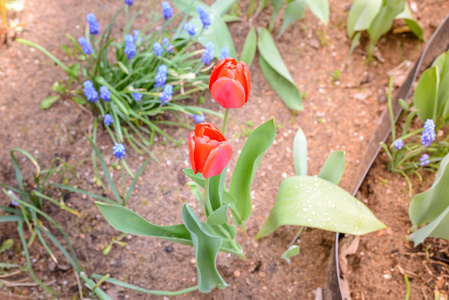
17,1,236,157
331,69,341,82
347,0,423,59
382,50,449,195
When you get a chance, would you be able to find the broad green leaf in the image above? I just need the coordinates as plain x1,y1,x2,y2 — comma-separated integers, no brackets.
368,0,406,45
96,202,241,255
413,66,439,122
395,4,424,41
258,28,303,110
318,151,345,185
207,205,229,226
409,154,449,227
304,0,329,25
211,0,237,17
208,167,227,213
269,0,284,32
183,169,205,188
281,245,300,264
408,205,449,246
229,119,276,224
346,0,382,37
277,1,306,39
0,239,13,253
181,204,227,293
41,95,60,110
240,27,257,67
256,176,386,239
293,128,307,176
433,51,449,118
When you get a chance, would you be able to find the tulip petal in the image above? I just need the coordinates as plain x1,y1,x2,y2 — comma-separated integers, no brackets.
189,132,197,174
195,122,224,141
194,137,220,173
211,77,246,108
209,58,235,90
241,62,251,101
202,141,233,178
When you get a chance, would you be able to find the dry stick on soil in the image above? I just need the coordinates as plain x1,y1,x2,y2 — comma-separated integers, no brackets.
0,279,39,287
74,269,83,300
0,270,22,278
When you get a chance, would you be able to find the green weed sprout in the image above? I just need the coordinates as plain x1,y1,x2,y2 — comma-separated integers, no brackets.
17,1,224,158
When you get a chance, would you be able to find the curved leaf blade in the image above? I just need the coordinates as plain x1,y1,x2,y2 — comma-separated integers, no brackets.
229,119,276,224
293,128,308,176
281,245,300,264
305,0,329,25
318,151,345,185
41,95,60,110
240,27,257,67
207,205,229,226
181,204,227,293
346,0,382,37
256,176,386,239
277,1,306,39
413,66,439,122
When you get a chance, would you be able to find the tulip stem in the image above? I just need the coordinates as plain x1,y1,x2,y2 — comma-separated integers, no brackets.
204,178,212,216
222,109,230,135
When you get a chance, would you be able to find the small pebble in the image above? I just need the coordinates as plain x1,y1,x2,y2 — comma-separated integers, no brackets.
234,270,241,278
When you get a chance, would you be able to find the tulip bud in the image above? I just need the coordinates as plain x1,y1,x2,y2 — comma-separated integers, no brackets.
189,122,233,178
209,58,251,109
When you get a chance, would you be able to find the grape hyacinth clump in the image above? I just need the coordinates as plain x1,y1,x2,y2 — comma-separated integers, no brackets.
202,42,214,65
86,13,100,35
393,139,403,150
124,34,136,59
100,86,111,101
421,119,436,147
220,47,229,60
83,81,98,103
78,37,93,55
160,84,173,105
196,6,211,29
113,143,126,160
184,22,197,36
155,65,167,87
104,114,113,126
153,42,163,56
162,1,173,20
419,154,430,167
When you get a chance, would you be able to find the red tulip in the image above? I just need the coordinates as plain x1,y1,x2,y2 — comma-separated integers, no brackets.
209,57,251,109
189,122,233,178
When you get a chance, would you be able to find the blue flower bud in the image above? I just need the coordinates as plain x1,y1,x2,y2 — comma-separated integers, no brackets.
78,37,93,55
104,114,113,126
162,1,173,20
100,86,111,101
184,22,197,36
113,143,126,160
153,42,163,56
160,84,173,105
86,13,100,35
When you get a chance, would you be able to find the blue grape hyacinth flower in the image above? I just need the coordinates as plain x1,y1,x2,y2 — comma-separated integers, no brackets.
124,34,136,59
393,139,403,150
419,153,430,167
133,30,143,43
162,38,173,52
202,42,214,65
160,84,173,105
162,1,173,20
153,42,163,56
86,13,100,35
78,37,93,55
83,80,98,103
155,65,167,87
421,119,436,147
184,22,197,36
220,47,229,60
100,86,111,101
125,0,134,6
113,143,126,160
192,114,205,123
104,114,113,126
132,93,142,102
196,6,211,29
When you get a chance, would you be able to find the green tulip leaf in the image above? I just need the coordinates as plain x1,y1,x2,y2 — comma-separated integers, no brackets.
41,95,60,110
432,50,449,118
183,169,205,188
305,0,329,25
269,0,284,32
256,176,386,239
229,119,276,224
395,4,424,41
318,151,346,185
207,204,230,226
409,154,449,228
181,204,228,293
187,181,204,206
368,0,406,45
257,28,303,110
408,205,449,246
293,128,308,176
346,0,382,37
277,1,306,39
208,167,227,213
240,27,257,67
96,202,241,255
413,66,439,122
281,245,300,264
